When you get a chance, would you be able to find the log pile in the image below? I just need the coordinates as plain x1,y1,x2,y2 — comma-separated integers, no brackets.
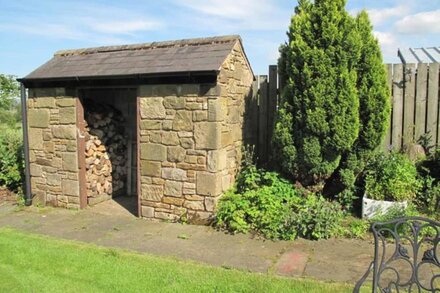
84,102,127,199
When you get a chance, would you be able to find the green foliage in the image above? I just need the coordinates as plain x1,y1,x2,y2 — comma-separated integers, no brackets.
0,74,19,110
215,172,301,240
289,194,344,240
0,128,24,192
216,157,344,240
364,152,421,201
369,205,436,238
340,217,370,239
274,3,390,196
416,175,440,218
274,0,362,186
0,75,20,128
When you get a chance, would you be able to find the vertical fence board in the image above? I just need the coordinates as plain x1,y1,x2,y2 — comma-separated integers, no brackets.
403,63,416,147
382,64,393,151
427,63,440,146
415,63,428,141
258,76,268,163
268,65,278,148
392,64,404,150
248,78,259,147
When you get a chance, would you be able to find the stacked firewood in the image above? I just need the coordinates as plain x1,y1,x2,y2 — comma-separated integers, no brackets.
84,102,127,198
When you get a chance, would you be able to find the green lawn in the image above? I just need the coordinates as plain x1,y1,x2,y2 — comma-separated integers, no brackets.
0,228,365,292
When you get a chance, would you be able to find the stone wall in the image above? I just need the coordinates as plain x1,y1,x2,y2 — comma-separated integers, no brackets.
139,41,253,222
27,88,80,208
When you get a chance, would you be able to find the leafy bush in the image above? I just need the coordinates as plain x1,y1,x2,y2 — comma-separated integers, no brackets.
215,172,301,240
416,175,440,218
339,217,370,239
216,161,344,240
364,152,421,201
0,128,24,192
289,194,344,240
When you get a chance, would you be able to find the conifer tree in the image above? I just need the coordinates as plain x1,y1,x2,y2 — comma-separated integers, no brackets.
274,1,390,195
337,10,390,191
274,0,361,187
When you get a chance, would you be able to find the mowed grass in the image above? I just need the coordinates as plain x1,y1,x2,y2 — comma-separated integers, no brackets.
0,228,366,292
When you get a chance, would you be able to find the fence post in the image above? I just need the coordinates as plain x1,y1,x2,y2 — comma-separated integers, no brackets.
415,63,428,141
382,64,393,151
403,63,416,148
392,64,404,151
427,63,440,146
267,65,278,162
258,75,268,164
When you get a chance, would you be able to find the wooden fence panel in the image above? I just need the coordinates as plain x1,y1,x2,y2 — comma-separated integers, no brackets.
403,63,416,147
258,75,268,163
427,63,440,145
250,63,439,163
268,65,278,146
392,64,404,150
415,63,428,140
382,64,393,150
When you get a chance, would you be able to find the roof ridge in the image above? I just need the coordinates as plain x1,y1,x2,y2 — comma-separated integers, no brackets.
55,35,241,57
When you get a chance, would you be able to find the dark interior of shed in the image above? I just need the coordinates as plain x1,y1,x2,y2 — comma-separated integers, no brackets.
80,88,137,215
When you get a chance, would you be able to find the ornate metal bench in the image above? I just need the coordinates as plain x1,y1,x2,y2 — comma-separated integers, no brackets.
354,216,440,292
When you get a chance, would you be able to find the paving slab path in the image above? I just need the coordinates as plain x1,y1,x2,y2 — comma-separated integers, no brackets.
0,200,375,285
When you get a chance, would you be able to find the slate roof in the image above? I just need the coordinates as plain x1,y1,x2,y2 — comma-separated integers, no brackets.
398,47,440,64
22,35,246,81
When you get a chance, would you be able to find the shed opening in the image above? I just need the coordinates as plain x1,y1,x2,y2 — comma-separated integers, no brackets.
79,88,137,215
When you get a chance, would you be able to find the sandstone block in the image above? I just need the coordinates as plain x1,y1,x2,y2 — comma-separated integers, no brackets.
162,168,187,181
62,179,79,196
168,146,186,162
155,212,179,221
62,153,78,172
140,97,166,119
59,107,76,124
163,196,184,206
141,184,163,202
180,137,194,149
52,126,76,140
56,98,76,107
197,172,223,196
227,106,240,123
47,174,61,186
164,96,185,109
222,174,232,192
140,143,167,161
207,149,227,172
194,122,221,150
28,109,50,128
187,211,213,225
28,128,44,150
162,120,173,130
221,131,233,147
185,194,203,201
162,132,179,146
183,200,205,211
193,111,207,122
30,164,42,177
164,180,182,197
140,120,161,130
208,99,226,121
172,111,193,131
34,97,56,108
141,206,155,218
205,196,220,212
141,161,161,177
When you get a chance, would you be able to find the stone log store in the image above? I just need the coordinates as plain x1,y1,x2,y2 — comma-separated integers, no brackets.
18,35,254,223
